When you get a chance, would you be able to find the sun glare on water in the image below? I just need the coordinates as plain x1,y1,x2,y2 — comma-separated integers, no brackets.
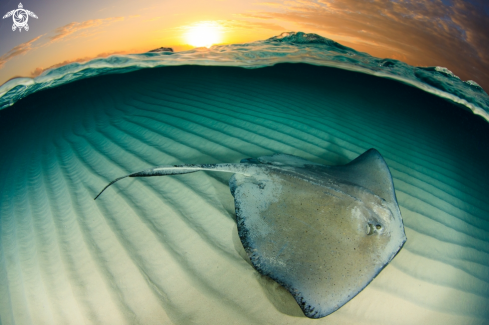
184,21,223,48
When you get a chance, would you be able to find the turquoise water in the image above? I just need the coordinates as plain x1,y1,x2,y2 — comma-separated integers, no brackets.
0,32,489,324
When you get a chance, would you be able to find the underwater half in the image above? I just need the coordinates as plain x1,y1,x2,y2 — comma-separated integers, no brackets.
0,32,489,324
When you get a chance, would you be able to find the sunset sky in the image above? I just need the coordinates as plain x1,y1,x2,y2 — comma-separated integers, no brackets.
0,0,488,90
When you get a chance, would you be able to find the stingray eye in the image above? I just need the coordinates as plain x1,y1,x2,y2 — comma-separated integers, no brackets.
367,223,382,235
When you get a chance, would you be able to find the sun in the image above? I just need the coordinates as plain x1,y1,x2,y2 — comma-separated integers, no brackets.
184,21,223,48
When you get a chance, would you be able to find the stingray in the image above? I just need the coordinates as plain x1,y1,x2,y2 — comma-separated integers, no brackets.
94,148,406,318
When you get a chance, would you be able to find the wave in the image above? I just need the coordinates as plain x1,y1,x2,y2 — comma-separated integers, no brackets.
1,32,488,121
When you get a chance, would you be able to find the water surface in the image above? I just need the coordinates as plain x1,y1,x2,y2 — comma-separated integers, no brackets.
0,33,488,325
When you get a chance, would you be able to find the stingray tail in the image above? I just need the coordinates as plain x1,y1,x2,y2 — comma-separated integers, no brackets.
94,164,252,200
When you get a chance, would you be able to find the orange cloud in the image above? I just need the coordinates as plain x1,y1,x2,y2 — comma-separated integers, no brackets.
143,17,161,22
50,17,125,42
248,0,489,90
0,35,43,68
235,12,274,19
258,2,284,7
0,16,128,73
220,19,284,31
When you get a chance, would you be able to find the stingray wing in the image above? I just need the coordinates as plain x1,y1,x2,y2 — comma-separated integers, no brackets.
3,10,14,19
322,149,398,206
26,10,38,18
231,149,406,318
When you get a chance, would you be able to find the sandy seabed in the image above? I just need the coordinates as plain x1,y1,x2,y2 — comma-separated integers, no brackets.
0,64,488,325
